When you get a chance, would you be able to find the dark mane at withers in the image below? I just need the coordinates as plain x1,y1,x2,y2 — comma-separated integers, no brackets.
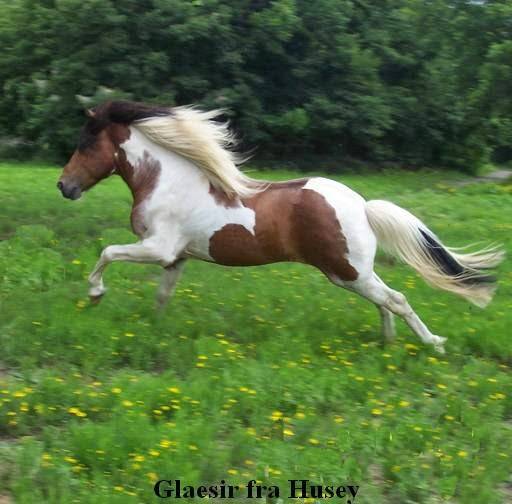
77,100,172,151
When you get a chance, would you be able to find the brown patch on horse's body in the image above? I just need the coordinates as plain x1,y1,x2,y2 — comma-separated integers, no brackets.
208,180,358,281
116,149,161,237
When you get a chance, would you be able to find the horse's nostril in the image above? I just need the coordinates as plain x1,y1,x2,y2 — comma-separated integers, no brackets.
57,181,64,190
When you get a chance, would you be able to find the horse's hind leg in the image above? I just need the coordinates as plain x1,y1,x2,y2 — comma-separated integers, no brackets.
373,274,396,341
156,259,186,310
349,273,446,353
379,306,396,341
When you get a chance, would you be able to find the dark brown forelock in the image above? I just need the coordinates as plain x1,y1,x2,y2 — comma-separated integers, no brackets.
77,100,172,152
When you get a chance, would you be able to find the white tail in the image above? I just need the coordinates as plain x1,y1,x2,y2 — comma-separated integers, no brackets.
365,200,504,307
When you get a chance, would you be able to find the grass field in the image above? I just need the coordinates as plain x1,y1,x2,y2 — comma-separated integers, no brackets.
0,163,511,503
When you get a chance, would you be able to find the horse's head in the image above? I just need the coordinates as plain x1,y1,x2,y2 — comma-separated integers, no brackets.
57,106,127,200
58,101,173,199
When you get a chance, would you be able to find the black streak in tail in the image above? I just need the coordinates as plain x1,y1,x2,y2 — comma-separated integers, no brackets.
419,230,495,285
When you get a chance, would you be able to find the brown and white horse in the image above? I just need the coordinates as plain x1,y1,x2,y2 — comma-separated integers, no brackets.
58,100,503,353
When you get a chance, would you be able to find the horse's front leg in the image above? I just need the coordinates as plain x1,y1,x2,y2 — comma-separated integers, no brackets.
88,239,179,302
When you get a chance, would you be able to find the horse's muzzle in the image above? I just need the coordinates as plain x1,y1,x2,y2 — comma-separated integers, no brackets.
57,180,82,200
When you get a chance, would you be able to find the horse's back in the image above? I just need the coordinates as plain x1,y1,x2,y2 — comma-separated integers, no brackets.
207,176,376,281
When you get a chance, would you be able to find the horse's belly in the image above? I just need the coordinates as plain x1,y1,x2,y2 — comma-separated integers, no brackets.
206,223,287,266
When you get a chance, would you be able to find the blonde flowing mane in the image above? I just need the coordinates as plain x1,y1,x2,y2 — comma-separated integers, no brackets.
133,106,267,199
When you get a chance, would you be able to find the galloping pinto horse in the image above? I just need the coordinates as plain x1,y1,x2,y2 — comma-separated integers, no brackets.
58,101,503,353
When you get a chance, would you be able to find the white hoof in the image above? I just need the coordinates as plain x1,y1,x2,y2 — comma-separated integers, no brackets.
432,336,447,354
89,283,107,303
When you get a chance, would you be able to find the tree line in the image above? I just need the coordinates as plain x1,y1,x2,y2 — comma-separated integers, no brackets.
0,0,510,172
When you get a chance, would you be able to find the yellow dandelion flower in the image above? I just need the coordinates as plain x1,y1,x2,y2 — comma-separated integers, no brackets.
188,444,198,451
283,428,295,436
308,438,320,445
124,332,135,338
371,408,383,416
111,387,122,394
437,384,447,390
270,410,283,421
227,469,238,475
149,449,160,457
399,400,410,407
122,400,134,407
167,386,180,394
458,451,468,458
147,472,158,481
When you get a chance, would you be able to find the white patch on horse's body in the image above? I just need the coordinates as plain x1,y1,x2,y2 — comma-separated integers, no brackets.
121,127,256,261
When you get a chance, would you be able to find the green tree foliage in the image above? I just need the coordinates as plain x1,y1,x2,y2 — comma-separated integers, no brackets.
0,0,510,170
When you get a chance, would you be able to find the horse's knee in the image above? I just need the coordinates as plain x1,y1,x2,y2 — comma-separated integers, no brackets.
384,290,412,316
101,246,115,262
389,290,407,306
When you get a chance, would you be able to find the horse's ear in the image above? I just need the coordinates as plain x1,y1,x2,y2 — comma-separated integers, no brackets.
85,108,96,118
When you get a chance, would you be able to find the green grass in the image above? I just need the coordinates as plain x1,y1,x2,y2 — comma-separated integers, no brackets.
0,163,511,503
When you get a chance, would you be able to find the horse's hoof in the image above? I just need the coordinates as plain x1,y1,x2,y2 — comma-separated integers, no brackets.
434,344,445,355
432,336,447,354
89,293,105,305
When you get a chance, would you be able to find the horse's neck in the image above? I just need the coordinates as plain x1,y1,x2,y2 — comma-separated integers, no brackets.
120,127,209,204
